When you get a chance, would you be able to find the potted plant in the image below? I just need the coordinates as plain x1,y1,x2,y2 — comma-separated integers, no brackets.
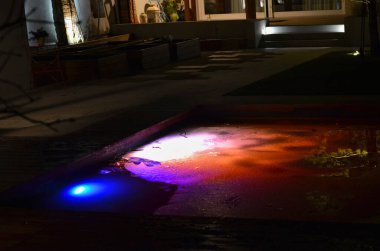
29,27,49,46
161,0,179,22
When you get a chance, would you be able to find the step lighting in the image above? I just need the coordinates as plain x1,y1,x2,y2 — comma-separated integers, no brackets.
264,25,345,35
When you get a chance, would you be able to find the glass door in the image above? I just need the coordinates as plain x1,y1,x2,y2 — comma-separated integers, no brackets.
196,0,344,20
270,0,344,18
197,0,266,20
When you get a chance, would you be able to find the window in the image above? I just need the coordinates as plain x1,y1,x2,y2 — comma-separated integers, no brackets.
204,0,245,14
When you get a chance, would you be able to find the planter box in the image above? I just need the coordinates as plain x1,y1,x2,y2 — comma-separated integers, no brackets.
140,43,170,69
97,52,130,78
113,40,171,72
63,58,99,82
200,38,247,51
31,54,65,87
61,44,130,80
31,39,171,85
169,38,201,61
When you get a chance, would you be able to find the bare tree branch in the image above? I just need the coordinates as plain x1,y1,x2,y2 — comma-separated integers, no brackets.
0,97,58,132
0,48,34,102
0,1,59,132
0,78,34,102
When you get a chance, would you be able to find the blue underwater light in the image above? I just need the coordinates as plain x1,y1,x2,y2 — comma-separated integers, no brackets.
55,176,135,212
68,183,104,197
71,185,88,195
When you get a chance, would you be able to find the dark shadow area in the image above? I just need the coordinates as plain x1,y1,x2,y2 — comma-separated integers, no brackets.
226,50,380,96
0,80,167,122
1,210,380,250
0,50,280,123
131,50,279,82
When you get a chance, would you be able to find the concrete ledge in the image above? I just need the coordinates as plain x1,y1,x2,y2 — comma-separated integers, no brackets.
111,20,266,49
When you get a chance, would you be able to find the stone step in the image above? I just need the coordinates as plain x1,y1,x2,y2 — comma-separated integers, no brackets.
261,38,346,48
263,32,346,41
200,38,248,51
260,24,346,48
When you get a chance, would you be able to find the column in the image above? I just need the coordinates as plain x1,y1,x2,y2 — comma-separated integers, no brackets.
184,0,190,21
245,0,256,19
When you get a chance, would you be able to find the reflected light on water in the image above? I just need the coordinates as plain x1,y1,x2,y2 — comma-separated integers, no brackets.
68,183,105,197
121,125,327,186
121,131,229,185
125,133,220,162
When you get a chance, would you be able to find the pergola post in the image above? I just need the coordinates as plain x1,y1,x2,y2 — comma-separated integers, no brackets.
245,0,256,19
184,0,197,21
184,0,190,21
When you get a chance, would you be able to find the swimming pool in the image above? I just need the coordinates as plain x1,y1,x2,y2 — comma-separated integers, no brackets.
2,104,380,223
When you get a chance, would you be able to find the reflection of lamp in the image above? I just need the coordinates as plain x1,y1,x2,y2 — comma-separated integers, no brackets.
241,0,245,9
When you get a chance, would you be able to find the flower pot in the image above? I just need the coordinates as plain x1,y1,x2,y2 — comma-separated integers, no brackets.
170,12,179,22
37,37,46,47
139,13,148,24
146,4,161,23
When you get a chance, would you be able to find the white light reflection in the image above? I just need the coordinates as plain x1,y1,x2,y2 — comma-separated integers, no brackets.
124,132,219,162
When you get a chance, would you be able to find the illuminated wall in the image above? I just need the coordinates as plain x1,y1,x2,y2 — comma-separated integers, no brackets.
75,0,118,39
24,0,58,44
61,0,84,44
25,0,118,45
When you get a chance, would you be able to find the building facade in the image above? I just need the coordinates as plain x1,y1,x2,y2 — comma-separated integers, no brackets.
23,0,369,47
131,0,364,22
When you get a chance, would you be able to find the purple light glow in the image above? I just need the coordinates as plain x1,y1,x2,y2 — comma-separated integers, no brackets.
119,125,323,187
122,130,231,185
124,132,221,162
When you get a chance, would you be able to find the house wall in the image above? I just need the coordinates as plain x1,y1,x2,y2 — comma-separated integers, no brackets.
136,1,147,20
75,0,117,39
75,0,118,39
345,1,380,17
24,0,118,43
1,0,32,99
74,0,92,39
345,0,362,17
344,1,380,46
345,17,380,47
111,19,266,48
24,0,58,45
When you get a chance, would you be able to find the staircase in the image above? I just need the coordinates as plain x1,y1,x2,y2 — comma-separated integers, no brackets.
260,24,347,48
